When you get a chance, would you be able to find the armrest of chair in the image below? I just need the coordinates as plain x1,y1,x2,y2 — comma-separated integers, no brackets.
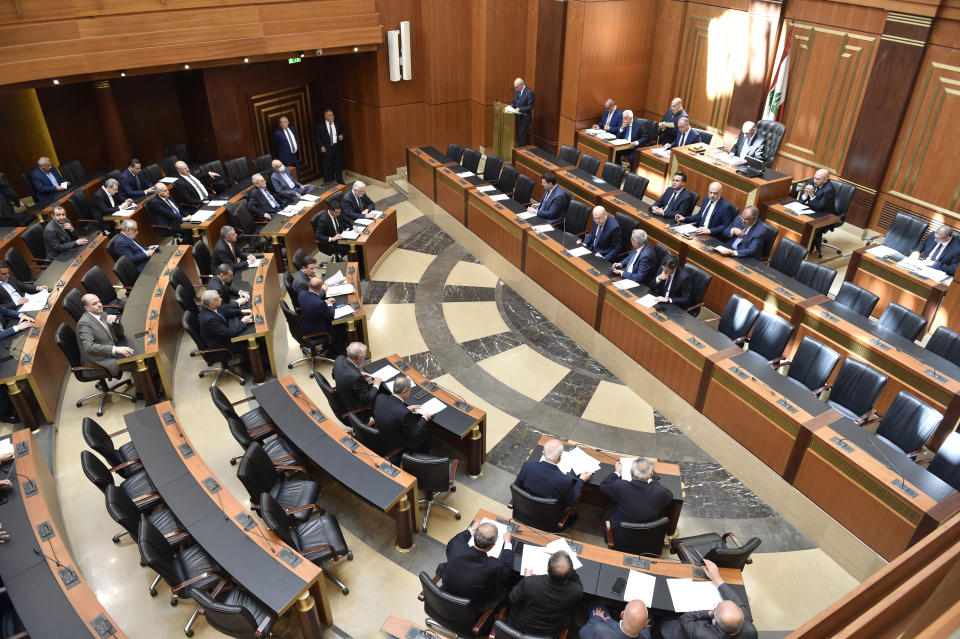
247,423,278,439
108,427,128,437
131,491,161,508
70,364,112,375
108,459,141,473
417,573,441,601
472,607,496,636
733,336,749,346
190,346,234,358
487,604,508,639
449,458,460,484
274,463,308,476
721,532,742,548
703,317,720,324
855,409,879,426
671,539,694,563
558,507,575,529
604,520,615,548
270,454,297,465
300,542,339,561
771,358,791,369
557,628,569,639
863,234,883,246
905,448,926,460
172,571,224,594
231,396,258,405
685,302,704,314
255,613,275,638
284,503,323,517
163,529,191,545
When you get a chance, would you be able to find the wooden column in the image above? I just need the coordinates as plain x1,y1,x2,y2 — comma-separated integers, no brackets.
93,80,131,169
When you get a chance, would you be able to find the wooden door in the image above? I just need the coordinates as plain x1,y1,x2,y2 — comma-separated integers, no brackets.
249,85,318,182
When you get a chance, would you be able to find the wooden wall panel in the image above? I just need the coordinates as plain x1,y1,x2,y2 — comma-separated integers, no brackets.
0,88,60,194
533,0,566,151
644,0,687,120
113,74,187,165
35,83,109,176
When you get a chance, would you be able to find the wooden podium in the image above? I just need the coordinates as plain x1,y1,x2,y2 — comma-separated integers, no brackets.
493,101,517,159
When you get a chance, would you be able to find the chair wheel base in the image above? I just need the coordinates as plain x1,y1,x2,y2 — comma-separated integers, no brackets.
149,588,157,597
347,552,354,560
112,534,123,544
170,597,178,607
96,410,104,416
230,459,238,465
185,630,193,638
340,586,349,595
76,401,83,408
455,513,461,520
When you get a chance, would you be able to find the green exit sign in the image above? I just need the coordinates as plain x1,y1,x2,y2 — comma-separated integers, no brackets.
288,57,302,64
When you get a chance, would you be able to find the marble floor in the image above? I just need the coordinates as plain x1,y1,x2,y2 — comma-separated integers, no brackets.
28,173,878,639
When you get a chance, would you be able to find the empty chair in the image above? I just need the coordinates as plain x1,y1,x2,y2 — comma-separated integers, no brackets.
560,200,591,237
67,190,103,234
577,154,600,176
927,432,960,491
715,294,760,343
604,516,670,556
187,587,276,639
652,242,670,268
754,120,785,165
873,212,927,256
513,174,534,206
169,266,200,296
834,281,879,317
781,337,840,394
878,302,927,341
402,453,460,534
419,571,490,638
56,324,135,416
461,148,482,173
743,311,795,363
160,155,179,178
113,255,140,293
481,155,503,183
824,358,887,423
495,164,518,194
794,261,837,296
192,240,213,282
62,288,85,322
82,416,141,479
251,154,273,174
925,326,960,367
696,129,713,144
279,299,336,378
670,532,761,569
600,161,625,188
874,391,941,457
446,143,464,163
260,491,351,594
236,442,321,522
684,264,712,316
614,212,637,260
163,143,190,162
104,484,187,546
142,163,163,184
558,145,580,165
757,222,778,260
21,223,49,264
182,310,246,387
4,246,38,283
224,157,251,184
623,173,649,199
768,238,806,278
81,450,159,512
59,159,87,185
509,483,572,533
81,265,124,307
175,284,199,316
209,385,284,465
228,201,268,251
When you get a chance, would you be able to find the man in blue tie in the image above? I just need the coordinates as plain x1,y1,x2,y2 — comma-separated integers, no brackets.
715,206,768,259
511,77,535,146
247,173,282,221
528,172,568,223
615,110,649,166
269,159,313,205
113,220,158,273
580,206,622,262
146,183,191,242
612,229,657,285
665,117,701,149
272,116,301,176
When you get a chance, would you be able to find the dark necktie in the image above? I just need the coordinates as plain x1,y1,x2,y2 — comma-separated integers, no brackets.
166,198,180,216
930,241,945,261
701,201,715,228
329,122,335,146
664,190,678,214
134,172,141,189
678,131,686,146
217,310,226,323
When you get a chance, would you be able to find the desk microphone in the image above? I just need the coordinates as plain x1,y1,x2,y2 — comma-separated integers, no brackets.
34,542,63,567
350,445,399,469
249,523,278,554
0,342,23,363
214,490,229,521
749,375,777,397
134,331,149,339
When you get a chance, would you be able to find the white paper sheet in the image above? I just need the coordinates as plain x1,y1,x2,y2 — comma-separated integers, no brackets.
490,194,510,201
340,230,360,240
591,177,606,184
653,147,672,159
277,208,298,217
324,270,347,286
326,284,355,297
467,518,509,557
549,447,601,477
477,185,496,192
333,305,354,319
636,294,659,308
415,397,447,416
189,210,215,222
624,570,657,606
370,364,401,382
673,223,699,235
519,545,551,575
544,538,583,569
300,193,320,202
517,212,537,219
566,246,591,257
159,177,178,184
18,290,50,313
208,199,228,206
0,438,13,459
353,218,374,226
113,209,135,218
247,258,261,268
665,578,722,613
614,279,641,290
611,139,631,145
596,131,616,140
532,224,554,233
372,210,385,218
456,171,475,178
783,201,810,214
866,245,902,259
59,181,69,189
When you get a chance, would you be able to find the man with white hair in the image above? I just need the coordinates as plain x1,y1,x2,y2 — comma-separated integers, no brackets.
515,438,593,511
600,457,673,533
172,160,211,210
616,110,650,165
729,121,765,161
29,156,69,206
246,173,281,221
332,341,389,422
340,180,376,223
511,77,535,146
270,158,313,204
198,289,253,357
612,229,657,285
113,220,157,273
92,177,134,223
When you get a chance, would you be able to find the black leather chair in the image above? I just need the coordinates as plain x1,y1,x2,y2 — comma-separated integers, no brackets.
67,190,104,234
513,175,534,206
873,391,941,458
509,483,573,532
493,619,563,639
224,410,298,467
314,373,354,429
209,385,285,463
160,155,179,178
824,358,887,423
743,311,794,364
779,337,840,394
560,200,590,237
768,237,806,278
202,160,228,185
283,271,300,309
482,155,503,183
20,223,49,265
59,159,87,185
175,284,199,316
623,173,649,200
927,432,960,491
106,233,121,261
169,266,200,296
670,532,761,569
251,154,273,174
187,587,275,639
604,516,669,556
142,163,163,184
20,170,38,203
684,264,712,317
81,450,159,512
236,442,321,522
577,154,600,176
495,164,518,194
713,294,760,343
229,201,268,251
461,149,482,174
224,157,251,184
757,221,777,260
192,239,213,282
56,323,134,416
137,519,224,636
419,571,492,638
558,145,580,166
104,483,187,547
816,180,856,256
402,453,460,534
81,265,124,308
182,310,246,387
446,143,464,164
82,416,141,479
113,255,140,293
614,212,637,261
877,302,927,341
163,143,190,163
348,413,402,462
62,288,85,322
600,161,625,188
834,281,879,317
652,242,670,268
795,261,836,296
4,246,38,283
925,326,960,367
868,212,927,257
260,491,351,594
291,248,307,272
280,299,335,378
755,119,785,166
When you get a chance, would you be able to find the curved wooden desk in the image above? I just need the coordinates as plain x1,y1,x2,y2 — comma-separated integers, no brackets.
235,254,281,383
259,184,345,273
338,207,398,279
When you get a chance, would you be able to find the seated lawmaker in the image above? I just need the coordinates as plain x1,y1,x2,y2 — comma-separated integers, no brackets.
728,121,765,161
172,160,211,210
658,97,687,145
665,117,700,149
601,458,673,532
797,169,836,214
581,600,651,639
299,276,346,355
527,172,568,223
515,438,592,511
715,206,767,259
0,260,46,311
332,341,389,422
0,173,33,227
113,220,158,273
44,206,89,258
341,181,376,223
593,98,622,132
313,195,345,260
650,172,696,219
677,182,735,237
206,264,249,309
29,157,70,206
146,183,192,242
77,293,133,377
437,523,514,613
372,375,432,456
291,257,319,298
658,559,757,639
580,206,622,262
505,551,582,637
117,158,156,200
911,226,960,276
92,178,134,222
615,110,652,166
0,309,33,423
247,173,281,221
198,290,252,357
650,255,691,308
270,159,313,204
212,226,257,273
612,229,657,285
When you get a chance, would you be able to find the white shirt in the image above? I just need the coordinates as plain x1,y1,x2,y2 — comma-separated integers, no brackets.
701,200,716,228
184,173,207,200
0,281,21,304
284,127,298,153
327,121,337,146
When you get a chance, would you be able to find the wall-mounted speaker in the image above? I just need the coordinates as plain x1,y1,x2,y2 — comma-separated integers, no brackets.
387,29,401,82
400,21,412,81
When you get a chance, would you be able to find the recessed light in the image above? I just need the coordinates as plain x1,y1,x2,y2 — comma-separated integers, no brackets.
120,70,126,77
353,47,359,52
52,79,60,85
183,63,190,69
243,57,249,63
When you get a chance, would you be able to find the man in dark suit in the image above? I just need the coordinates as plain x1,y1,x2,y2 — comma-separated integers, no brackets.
651,172,697,219
615,110,652,166
44,206,89,258
678,182,736,237
658,559,757,639
77,294,133,377
650,255,692,308
515,438,592,511
198,289,253,356
29,157,69,206
372,376,432,455
332,341,389,423
715,206,768,260
505,551,583,637
580,600,651,639
341,181,376,224
593,98,622,132
0,260,45,313
729,121,765,161
0,173,35,227
117,159,156,201
270,159,313,204
298,276,346,355
437,523,514,612
206,264,250,309
0,307,33,422
612,229,657,285
658,97,687,145
315,109,345,184
172,160,212,210
291,257,319,297
313,196,345,259
146,183,190,242
511,77,535,146
601,458,673,532
247,174,282,221
797,169,836,214
92,178,134,222
272,116,301,176
212,226,256,273
912,226,960,276
581,206,622,262
666,117,701,149
528,172,568,223
113,220,158,273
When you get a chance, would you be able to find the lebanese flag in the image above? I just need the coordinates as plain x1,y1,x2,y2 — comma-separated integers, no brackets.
763,24,792,121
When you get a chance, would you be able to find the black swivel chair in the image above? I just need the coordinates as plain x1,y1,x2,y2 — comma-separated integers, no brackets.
169,266,202,296
187,587,275,639
251,154,273,174
877,302,927,341
614,213,637,261
20,171,38,203
81,450,160,513
493,620,566,639
600,161,625,188
224,157,251,184
62,288,85,322
684,264,712,317
113,255,140,293
823,358,887,423
160,155,180,178
224,410,298,467
229,201,268,251
834,281,879,317
742,311,795,364
559,200,591,237
794,261,837,296
236,442,321,522
401,453,460,534
446,143,464,164
513,175,534,206
652,243,670,268
927,432,960,491
81,265,124,308
461,149,482,174
758,222,778,260
778,337,840,394
495,164,519,194
768,238,807,278
754,119,786,166
56,324,135,416
695,129,713,144
67,190,104,234
202,160,229,185
192,240,213,282
577,154,600,176
106,234,121,261
209,385,285,464
163,143,190,163
260,491,352,594
419,571,492,638
283,272,300,308
873,391,941,458
175,284,199,316
181,310,246,387
280,299,335,378
4,246,39,284
509,484,573,533
82,416,141,479
314,373,354,429
59,159,87,185
558,145,580,166
712,294,760,343
866,212,927,257
815,180,856,256
291,247,307,272
925,326,960,367
142,163,163,184
603,516,670,556
670,532,761,569
623,173,649,199
481,155,503,183
104,483,187,547
20,223,50,266
348,414,403,462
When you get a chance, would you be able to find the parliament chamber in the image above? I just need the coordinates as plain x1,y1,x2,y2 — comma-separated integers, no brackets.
1,0,959,637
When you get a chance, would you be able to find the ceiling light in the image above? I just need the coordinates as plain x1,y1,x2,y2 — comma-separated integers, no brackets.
52,79,60,85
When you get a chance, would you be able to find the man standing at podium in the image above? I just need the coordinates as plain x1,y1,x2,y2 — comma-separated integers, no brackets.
511,78,534,147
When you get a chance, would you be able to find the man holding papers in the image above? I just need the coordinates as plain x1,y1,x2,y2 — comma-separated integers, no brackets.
113,220,157,274
594,99,623,132
580,600,651,639
658,559,756,639
506,551,582,636
333,342,390,423
911,226,960,276
437,523,514,614
372,375,432,456
92,178,134,222
612,230,657,285
601,458,673,533
528,172,568,224
511,77,534,146
0,260,46,311
212,226,258,273
299,277,346,355
341,181,377,223
515,439,592,512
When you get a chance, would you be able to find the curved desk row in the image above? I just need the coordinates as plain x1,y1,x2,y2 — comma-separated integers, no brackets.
259,184,345,273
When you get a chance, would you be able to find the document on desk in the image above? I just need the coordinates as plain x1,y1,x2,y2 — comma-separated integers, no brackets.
490,194,510,201
325,270,348,286
19,290,50,313
566,246,592,257
468,518,509,557
326,284,356,297
672,223,699,235
189,210,216,223
247,258,261,268
207,199,228,207
517,211,537,220
300,193,320,202
334,305,354,319
611,139,631,145
415,397,447,416
370,364,401,382
520,546,551,575
340,230,360,240
552,447,601,476
624,570,657,606
532,224,555,233
0,438,12,459
596,131,616,140
545,538,583,569
614,279,641,290
113,208,136,217
635,294,659,308
353,218,374,226
477,185,496,192
159,177,178,184
456,171,475,178
866,245,903,259
618,457,637,480
783,201,811,214
653,147,672,159
666,578,722,613
277,207,298,217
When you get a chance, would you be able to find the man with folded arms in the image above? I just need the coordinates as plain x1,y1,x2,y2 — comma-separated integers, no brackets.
796,169,836,214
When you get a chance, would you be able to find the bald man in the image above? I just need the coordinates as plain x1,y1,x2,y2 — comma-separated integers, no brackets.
659,98,687,145
77,293,133,377
580,206,622,262
515,438,592,511
246,173,281,221
438,522,514,613
658,559,757,639
580,599,650,638
797,169,836,214
594,99,622,132
677,182,736,237
270,158,313,204
511,77,535,146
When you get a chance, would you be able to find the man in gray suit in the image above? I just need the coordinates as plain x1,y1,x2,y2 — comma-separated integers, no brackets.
77,293,133,377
